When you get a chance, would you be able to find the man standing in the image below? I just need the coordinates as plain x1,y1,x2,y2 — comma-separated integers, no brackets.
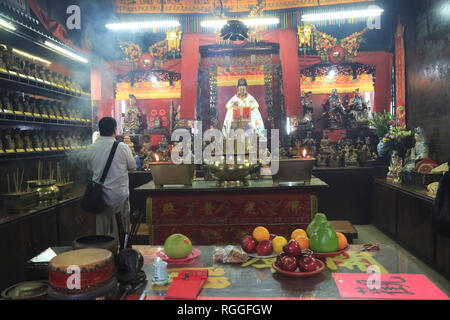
85,117,136,238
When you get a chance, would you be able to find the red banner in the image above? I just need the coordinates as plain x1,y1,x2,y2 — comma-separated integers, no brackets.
395,21,406,127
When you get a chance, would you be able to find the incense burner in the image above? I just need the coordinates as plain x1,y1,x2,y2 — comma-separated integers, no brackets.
27,180,60,205
149,162,195,188
56,181,74,200
272,158,315,185
1,191,37,214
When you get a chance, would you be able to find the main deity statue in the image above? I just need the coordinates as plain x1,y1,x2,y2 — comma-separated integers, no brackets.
222,78,265,138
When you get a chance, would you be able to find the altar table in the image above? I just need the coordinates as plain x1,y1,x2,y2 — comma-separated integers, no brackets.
134,177,329,245
127,244,450,300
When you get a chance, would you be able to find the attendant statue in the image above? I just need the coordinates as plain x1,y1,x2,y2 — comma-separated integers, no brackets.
31,131,41,149
347,89,368,128
317,89,346,130
222,78,266,138
29,64,37,78
403,127,430,172
123,136,136,156
39,131,49,148
329,145,341,167
302,131,317,157
123,94,142,134
299,91,314,129
37,66,46,81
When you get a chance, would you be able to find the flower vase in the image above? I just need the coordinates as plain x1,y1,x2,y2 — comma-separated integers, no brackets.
377,138,389,158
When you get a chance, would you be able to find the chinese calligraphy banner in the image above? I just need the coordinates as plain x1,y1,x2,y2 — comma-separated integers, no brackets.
333,274,449,300
113,0,374,14
395,21,406,127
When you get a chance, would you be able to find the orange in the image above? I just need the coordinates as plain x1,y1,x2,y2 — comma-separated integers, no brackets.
294,236,310,250
336,232,348,250
291,229,307,240
252,226,270,242
272,236,288,253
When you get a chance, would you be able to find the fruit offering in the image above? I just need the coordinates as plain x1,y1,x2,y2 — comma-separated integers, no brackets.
163,233,193,259
241,226,287,256
275,249,320,273
306,213,348,253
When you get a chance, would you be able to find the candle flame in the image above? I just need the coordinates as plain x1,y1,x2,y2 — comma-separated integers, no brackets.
154,153,160,162
303,148,307,158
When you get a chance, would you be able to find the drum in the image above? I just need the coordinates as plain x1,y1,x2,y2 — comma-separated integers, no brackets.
48,248,117,300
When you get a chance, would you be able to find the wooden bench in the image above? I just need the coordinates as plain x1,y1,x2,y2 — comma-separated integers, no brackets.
329,220,358,243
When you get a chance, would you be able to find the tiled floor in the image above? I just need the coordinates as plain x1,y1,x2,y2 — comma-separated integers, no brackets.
354,224,450,293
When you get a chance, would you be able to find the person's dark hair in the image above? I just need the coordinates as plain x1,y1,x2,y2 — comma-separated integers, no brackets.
237,78,248,88
99,117,117,136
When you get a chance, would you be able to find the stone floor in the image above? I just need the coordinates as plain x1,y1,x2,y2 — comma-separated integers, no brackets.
354,224,450,293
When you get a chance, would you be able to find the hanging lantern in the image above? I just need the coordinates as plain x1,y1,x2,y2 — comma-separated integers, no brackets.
298,25,312,47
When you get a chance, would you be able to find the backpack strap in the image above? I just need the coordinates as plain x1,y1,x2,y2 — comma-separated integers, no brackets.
99,140,119,184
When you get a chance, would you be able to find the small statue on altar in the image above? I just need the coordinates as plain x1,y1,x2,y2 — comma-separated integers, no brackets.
12,93,24,113
387,151,403,184
329,145,341,167
13,130,24,150
31,131,41,149
222,78,266,138
37,66,46,81
344,145,358,167
0,132,4,152
47,132,57,148
5,129,15,150
157,135,171,161
403,127,430,172
45,69,53,83
317,89,346,130
0,46,6,69
123,95,142,134
40,131,49,148
299,91,314,129
29,64,37,78
55,132,63,149
355,136,364,151
316,152,327,167
319,130,332,155
337,131,351,152
302,131,317,157
360,137,378,162
23,131,33,150
123,136,136,156
23,96,32,113
1,92,13,112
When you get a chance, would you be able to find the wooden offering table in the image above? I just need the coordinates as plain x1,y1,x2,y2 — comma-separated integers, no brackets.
134,177,328,245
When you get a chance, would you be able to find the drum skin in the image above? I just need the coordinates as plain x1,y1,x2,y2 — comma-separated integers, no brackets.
48,248,115,294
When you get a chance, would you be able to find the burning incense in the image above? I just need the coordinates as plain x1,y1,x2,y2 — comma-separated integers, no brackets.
7,174,10,194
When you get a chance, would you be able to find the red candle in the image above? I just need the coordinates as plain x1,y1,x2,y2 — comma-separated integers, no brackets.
243,107,250,120
233,109,241,121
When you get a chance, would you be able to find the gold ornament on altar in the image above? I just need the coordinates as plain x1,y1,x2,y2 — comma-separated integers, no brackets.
166,30,182,52
298,26,312,47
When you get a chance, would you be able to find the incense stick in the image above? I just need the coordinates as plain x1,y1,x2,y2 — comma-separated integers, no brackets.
7,174,10,194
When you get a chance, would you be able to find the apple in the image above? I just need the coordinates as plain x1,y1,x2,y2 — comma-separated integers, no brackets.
275,252,288,267
298,255,319,272
269,234,277,241
241,235,257,253
256,240,273,256
283,239,302,258
280,255,298,272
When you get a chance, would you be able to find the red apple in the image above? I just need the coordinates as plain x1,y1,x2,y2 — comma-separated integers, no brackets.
280,255,298,272
269,234,277,241
256,240,273,256
275,252,288,267
298,255,319,272
241,235,257,253
283,239,302,258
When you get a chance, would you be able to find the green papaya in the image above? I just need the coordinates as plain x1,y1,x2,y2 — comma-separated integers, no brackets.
307,213,327,237
310,221,339,253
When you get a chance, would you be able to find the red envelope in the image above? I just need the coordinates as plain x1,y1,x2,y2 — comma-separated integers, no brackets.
164,270,208,300
243,107,250,120
233,109,241,121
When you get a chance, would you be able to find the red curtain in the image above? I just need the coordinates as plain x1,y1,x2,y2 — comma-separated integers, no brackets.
180,33,200,119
